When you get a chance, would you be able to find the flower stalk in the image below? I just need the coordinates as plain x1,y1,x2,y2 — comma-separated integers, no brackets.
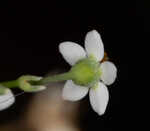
0,80,18,88
32,72,73,85
0,72,73,90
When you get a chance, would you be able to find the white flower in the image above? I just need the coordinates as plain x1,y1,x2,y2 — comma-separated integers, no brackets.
59,30,117,115
0,88,15,111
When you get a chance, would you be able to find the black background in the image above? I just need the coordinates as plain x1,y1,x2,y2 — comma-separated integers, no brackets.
0,0,136,130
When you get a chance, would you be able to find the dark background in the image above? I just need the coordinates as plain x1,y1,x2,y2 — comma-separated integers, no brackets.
0,0,137,130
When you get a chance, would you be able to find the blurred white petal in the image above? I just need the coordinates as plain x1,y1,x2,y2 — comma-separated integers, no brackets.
62,80,89,101
0,89,15,111
100,61,117,85
85,30,104,61
59,42,86,65
89,82,109,115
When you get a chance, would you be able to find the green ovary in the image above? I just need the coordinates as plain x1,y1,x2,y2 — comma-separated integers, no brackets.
70,56,102,87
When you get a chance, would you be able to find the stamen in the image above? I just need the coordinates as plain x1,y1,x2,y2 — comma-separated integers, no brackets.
101,52,109,63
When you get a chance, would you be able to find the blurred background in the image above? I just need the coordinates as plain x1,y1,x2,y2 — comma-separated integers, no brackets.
0,0,136,130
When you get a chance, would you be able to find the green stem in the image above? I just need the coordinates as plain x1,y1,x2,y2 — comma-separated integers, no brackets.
0,72,73,90
34,72,73,85
0,80,18,88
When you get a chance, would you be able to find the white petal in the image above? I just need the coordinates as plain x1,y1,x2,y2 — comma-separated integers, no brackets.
85,30,104,61
0,89,15,111
59,42,86,65
62,80,89,101
89,82,109,115
100,61,117,85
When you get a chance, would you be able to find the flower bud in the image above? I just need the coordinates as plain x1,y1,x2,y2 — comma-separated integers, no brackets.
0,87,15,111
18,75,46,92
